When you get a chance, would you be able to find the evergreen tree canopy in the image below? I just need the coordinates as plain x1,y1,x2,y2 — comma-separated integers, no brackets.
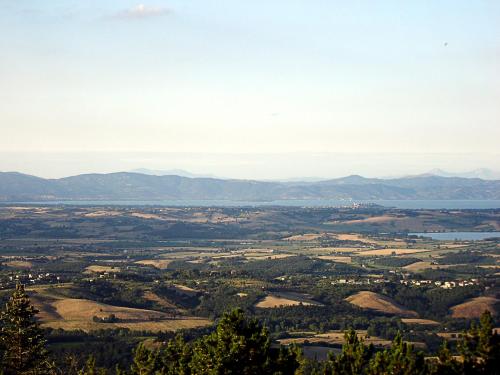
190,308,273,374
0,283,50,375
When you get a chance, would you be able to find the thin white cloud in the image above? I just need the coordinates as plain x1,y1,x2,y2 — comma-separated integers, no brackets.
116,4,171,19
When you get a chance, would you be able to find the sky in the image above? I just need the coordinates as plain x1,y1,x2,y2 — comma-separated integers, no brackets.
0,1,499,179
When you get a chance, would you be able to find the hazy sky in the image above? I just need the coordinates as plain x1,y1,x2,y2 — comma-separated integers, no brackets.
1,1,499,178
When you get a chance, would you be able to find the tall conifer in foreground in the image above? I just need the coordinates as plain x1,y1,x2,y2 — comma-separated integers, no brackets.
0,283,50,374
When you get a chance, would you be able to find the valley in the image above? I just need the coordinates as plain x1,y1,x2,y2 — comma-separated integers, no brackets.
0,204,498,369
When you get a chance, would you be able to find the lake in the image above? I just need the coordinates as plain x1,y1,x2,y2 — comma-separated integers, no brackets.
410,232,500,241
7,199,500,209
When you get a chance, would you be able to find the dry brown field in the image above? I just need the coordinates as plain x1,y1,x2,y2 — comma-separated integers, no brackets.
84,265,121,274
31,294,210,332
129,213,165,220
316,255,352,264
244,253,293,260
401,318,439,326
279,330,424,348
403,261,434,272
135,259,172,269
346,291,418,317
402,261,456,272
450,297,499,318
342,215,401,225
142,291,177,309
173,284,199,296
357,248,431,256
256,293,321,308
4,260,33,269
309,247,366,254
84,210,121,217
284,233,325,241
336,234,374,243
43,318,211,332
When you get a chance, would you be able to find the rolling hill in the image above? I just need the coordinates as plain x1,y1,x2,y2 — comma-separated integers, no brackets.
345,291,418,317
450,296,499,318
0,171,499,201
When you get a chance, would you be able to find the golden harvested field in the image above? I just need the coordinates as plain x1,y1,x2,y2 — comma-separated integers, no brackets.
129,213,165,220
237,247,274,254
173,284,199,296
284,233,324,241
42,318,211,332
255,294,321,308
244,254,293,260
32,295,210,332
346,291,418,317
4,260,33,269
401,318,439,326
142,291,177,309
336,234,374,243
309,247,366,254
404,261,457,272
343,215,402,225
30,295,61,321
26,283,73,295
316,255,352,263
52,298,167,320
84,210,121,217
136,259,172,269
279,330,424,348
278,330,390,346
335,233,419,248
450,297,499,318
84,265,121,274
356,248,431,256
404,261,434,272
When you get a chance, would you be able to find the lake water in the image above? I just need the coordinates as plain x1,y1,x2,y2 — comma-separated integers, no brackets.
7,199,500,209
410,232,500,241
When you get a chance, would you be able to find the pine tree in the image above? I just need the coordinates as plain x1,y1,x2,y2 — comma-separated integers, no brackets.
188,308,300,374
432,341,462,375
0,283,50,375
77,356,108,375
458,310,500,374
157,335,192,375
130,343,158,375
367,332,427,375
324,329,374,375
189,308,273,374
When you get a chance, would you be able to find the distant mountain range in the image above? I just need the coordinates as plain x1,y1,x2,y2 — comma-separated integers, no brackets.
425,168,500,180
130,168,220,179
0,171,499,202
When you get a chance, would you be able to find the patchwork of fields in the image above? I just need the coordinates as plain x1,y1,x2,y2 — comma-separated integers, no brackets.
0,205,498,359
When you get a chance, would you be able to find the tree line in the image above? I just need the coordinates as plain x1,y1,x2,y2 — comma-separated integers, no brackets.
1,284,499,374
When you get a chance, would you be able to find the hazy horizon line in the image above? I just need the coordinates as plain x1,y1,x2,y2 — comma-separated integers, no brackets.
0,151,498,180
2,167,500,182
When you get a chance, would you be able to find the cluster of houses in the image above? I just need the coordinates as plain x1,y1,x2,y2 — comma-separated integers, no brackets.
330,276,479,289
331,278,391,285
0,272,61,289
399,279,479,289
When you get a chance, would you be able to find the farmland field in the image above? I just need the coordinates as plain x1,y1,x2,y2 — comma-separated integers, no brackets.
345,291,418,317
0,204,498,369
